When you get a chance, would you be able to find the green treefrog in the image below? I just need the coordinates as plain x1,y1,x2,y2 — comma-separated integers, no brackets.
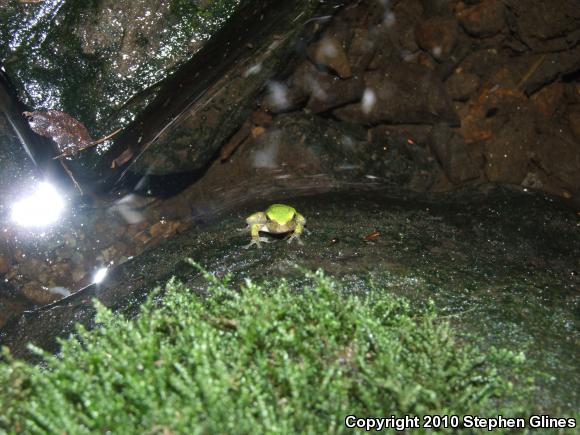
243,204,306,249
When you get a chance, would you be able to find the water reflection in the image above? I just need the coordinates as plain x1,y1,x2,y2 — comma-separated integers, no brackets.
11,181,66,228
0,0,249,326
92,267,108,284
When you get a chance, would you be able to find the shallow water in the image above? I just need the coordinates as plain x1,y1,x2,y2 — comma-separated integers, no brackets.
2,185,578,413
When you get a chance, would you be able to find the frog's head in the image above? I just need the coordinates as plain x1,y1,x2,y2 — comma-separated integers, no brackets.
266,204,296,225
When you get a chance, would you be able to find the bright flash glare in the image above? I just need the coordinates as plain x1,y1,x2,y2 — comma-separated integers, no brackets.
93,267,108,284
11,182,65,228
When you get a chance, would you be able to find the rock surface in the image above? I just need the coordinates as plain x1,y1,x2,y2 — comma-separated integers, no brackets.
2,0,580,331
1,186,578,412
0,0,239,137
333,64,458,125
504,0,580,51
457,0,506,37
121,0,329,177
3,0,580,198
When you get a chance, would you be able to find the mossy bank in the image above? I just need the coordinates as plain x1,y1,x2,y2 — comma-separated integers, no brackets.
0,266,539,434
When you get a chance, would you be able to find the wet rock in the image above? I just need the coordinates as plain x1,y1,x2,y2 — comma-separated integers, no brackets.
445,70,481,101
530,82,565,118
13,251,28,264
534,125,580,190
113,224,128,239
18,258,48,282
458,71,528,146
265,61,322,113
504,0,580,52
367,30,401,72
1,0,580,331
0,0,239,139
0,282,31,329
316,5,356,51
124,1,327,176
308,35,353,79
353,2,414,72
0,255,10,275
566,83,580,104
518,48,580,95
306,74,365,114
3,186,579,419
421,0,456,17
459,48,506,78
368,125,433,148
346,28,377,73
363,10,415,72
52,262,72,282
72,267,87,284
391,0,424,50
127,222,149,237
173,111,439,195
368,125,440,190
457,0,506,37
521,172,544,190
99,246,117,264
62,232,78,249
20,281,61,306
276,60,363,115
566,109,580,141
483,108,537,184
414,17,459,61
322,0,385,58
333,64,458,125
430,124,480,183
260,114,366,177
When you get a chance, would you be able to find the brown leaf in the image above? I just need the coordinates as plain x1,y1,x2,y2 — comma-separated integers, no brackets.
363,230,381,242
23,110,93,155
111,148,134,168
219,120,251,161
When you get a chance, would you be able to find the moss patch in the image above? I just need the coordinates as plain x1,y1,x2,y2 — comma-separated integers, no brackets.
0,264,536,433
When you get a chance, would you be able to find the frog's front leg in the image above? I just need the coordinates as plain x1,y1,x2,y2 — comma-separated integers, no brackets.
243,212,270,249
287,212,306,245
243,224,272,249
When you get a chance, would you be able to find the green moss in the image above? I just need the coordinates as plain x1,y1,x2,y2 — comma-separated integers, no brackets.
0,264,536,433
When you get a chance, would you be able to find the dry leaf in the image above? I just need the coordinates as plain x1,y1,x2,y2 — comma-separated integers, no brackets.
219,120,251,161
23,110,93,155
24,110,123,159
111,148,134,168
